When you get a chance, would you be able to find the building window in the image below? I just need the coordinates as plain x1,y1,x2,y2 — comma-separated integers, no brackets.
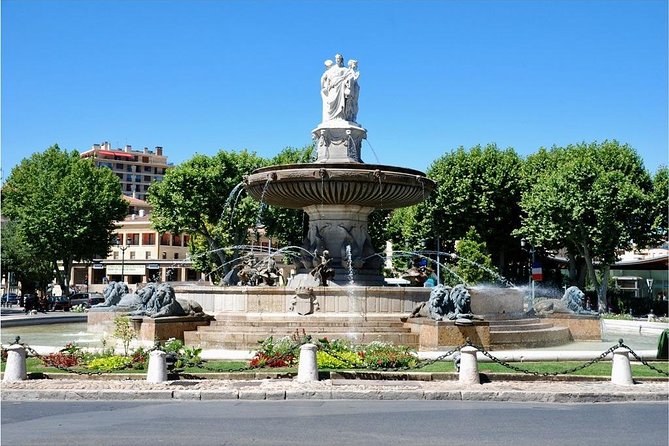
174,253,179,260
144,166,152,172
129,251,136,260
142,156,149,163
160,233,171,245
145,251,151,260
142,233,155,245
116,163,124,169
183,234,190,246
162,252,167,259
172,234,181,246
126,233,140,245
144,175,151,182
113,252,119,260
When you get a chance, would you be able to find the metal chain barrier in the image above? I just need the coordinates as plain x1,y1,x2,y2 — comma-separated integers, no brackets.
5,334,667,378
472,338,669,378
620,340,669,377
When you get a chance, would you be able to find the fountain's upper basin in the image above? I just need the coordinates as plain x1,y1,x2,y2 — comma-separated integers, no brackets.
244,163,435,209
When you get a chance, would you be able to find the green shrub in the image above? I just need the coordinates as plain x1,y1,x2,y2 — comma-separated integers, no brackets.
113,316,136,356
359,341,417,368
316,350,363,369
86,355,132,371
161,338,203,368
249,336,298,368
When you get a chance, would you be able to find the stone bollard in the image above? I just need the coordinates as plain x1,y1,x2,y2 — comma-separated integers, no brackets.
146,350,168,383
459,346,480,385
3,345,27,382
296,343,319,383
611,347,634,386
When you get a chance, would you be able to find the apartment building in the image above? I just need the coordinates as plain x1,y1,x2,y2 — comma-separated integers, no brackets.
68,196,205,291
80,141,170,201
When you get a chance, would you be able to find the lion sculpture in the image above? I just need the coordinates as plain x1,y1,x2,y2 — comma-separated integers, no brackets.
410,284,474,322
93,282,204,318
534,286,596,315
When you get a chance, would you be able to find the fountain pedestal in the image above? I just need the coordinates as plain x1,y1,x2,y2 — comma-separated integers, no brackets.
312,121,366,163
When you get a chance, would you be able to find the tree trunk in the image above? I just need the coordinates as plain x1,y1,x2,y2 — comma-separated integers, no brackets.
581,245,604,312
599,265,610,313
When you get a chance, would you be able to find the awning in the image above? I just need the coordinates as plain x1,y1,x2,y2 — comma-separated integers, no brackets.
98,150,135,159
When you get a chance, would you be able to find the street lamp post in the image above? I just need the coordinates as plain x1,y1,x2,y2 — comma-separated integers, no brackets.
115,238,128,282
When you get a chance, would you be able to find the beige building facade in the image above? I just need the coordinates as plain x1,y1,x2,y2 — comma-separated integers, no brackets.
69,196,205,292
80,141,170,201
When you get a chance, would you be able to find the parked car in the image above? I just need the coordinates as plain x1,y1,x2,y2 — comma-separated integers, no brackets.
1,292,19,306
69,292,105,308
49,295,71,312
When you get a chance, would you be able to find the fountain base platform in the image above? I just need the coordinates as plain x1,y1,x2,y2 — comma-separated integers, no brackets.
168,284,598,351
88,310,213,343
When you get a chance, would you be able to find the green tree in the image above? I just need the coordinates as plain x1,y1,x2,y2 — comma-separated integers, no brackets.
2,145,127,293
147,149,265,283
384,204,431,272
517,141,656,311
650,166,668,240
451,227,498,285
423,144,524,274
259,145,314,252
0,220,54,295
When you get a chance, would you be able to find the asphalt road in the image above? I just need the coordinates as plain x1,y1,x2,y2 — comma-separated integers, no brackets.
2,400,667,446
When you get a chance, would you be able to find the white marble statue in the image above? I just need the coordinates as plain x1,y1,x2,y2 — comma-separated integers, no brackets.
321,54,360,123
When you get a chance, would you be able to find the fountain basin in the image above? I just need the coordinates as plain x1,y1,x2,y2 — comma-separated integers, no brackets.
245,163,435,210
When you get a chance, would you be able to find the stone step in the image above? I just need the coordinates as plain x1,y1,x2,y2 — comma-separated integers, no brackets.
489,322,556,332
185,330,420,350
207,320,408,329
489,326,572,348
487,318,546,326
209,317,406,327
198,325,412,334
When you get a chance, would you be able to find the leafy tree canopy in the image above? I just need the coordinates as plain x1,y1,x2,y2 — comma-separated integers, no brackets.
517,140,655,310
147,149,265,282
259,145,314,251
450,227,498,285
422,143,524,272
2,145,127,291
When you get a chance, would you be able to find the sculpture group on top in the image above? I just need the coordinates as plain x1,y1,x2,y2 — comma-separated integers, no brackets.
321,53,360,123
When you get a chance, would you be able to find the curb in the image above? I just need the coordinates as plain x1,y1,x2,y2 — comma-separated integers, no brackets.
3,387,666,403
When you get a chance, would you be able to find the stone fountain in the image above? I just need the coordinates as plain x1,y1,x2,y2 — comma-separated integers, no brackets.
177,54,597,351
244,53,434,286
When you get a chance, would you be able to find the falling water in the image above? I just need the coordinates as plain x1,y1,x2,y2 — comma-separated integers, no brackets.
346,244,355,285
345,244,366,326
254,176,272,227
363,139,381,164
222,182,246,224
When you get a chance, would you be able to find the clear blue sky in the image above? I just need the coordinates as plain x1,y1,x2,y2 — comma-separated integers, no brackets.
2,0,667,180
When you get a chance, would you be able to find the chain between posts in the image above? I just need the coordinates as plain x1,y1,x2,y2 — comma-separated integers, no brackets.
5,336,668,378
620,341,669,377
